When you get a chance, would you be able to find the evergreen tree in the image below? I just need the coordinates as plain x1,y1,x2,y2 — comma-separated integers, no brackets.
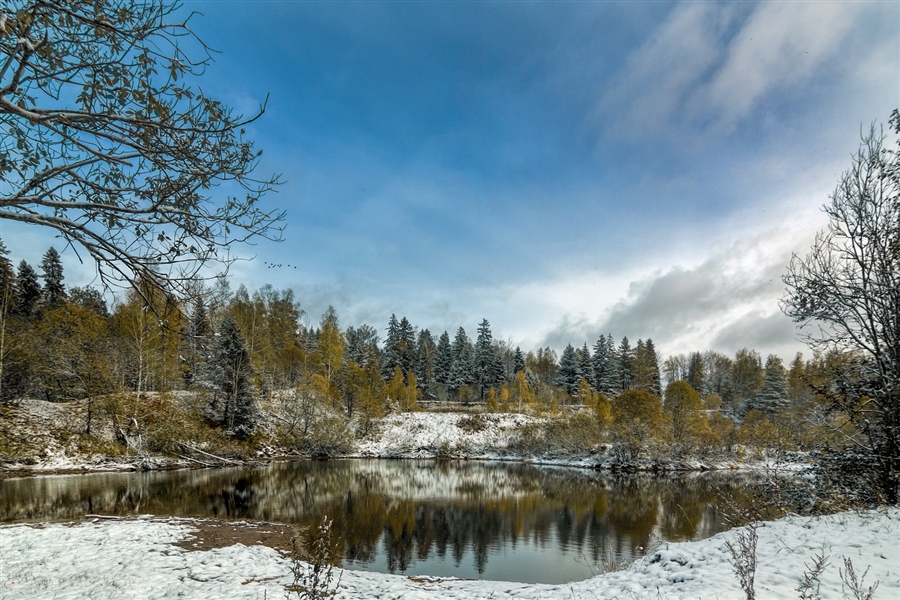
184,296,212,386
414,329,436,394
686,351,705,394
473,319,496,399
618,336,633,391
397,316,417,375
0,239,13,307
212,316,256,439
592,334,617,395
513,347,525,374
747,354,789,414
606,333,621,394
554,343,579,395
39,247,66,308
345,324,380,369
381,314,401,380
434,331,453,385
577,343,592,387
644,339,662,396
0,239,14,401
728,348,763,413
14,261,41,319
449,327,473,393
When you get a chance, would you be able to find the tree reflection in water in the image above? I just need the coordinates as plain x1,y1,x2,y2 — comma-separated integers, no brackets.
0,460,766,584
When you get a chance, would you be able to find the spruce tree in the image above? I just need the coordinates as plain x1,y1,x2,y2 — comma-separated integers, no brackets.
398,316,416,375
686,351,705,394
592,335,616,395
345,324,380,368
0,239,13,305
213,316,256,439
618,336,633,391
414,329,436,394
644,339,662,396
748,354,789,414
381,314,401,380
39,247,66,308
434,331,453,385
577,343,592,386
513,347,525,374
14,261,41,319
473,319,496,399
554,343,579,395
449,327,473,393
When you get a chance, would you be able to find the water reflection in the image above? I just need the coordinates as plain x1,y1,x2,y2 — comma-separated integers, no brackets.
0,460,760,584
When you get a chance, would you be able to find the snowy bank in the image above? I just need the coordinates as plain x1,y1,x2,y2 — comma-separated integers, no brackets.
2,509,897,599
1,401,811,475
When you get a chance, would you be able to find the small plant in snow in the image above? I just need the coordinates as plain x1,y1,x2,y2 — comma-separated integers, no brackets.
725,522,758,600
286,515,342,600
797,550,829,600
839,557,880,600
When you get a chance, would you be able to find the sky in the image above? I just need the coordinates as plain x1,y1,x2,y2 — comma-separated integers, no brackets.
3,0,898,361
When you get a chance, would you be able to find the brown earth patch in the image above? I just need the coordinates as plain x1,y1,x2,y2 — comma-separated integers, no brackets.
171,518,298,554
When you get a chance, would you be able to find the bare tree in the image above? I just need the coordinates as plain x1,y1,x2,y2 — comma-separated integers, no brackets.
782,114,900,501
0,1,283,296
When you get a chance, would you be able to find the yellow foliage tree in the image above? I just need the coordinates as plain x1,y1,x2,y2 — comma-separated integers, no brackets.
610,389,665,460
664,381,711,455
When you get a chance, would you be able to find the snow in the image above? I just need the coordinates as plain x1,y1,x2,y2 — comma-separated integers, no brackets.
2,509,897,599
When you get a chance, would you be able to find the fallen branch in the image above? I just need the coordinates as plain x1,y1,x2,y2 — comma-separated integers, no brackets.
176,442,242,465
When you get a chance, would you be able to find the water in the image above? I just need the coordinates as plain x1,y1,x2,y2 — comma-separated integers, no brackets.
0,459,759,584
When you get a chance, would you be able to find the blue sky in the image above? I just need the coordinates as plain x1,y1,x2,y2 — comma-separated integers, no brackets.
5,0,898,360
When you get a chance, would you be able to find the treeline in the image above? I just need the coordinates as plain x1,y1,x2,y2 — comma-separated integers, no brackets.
0,241,850,457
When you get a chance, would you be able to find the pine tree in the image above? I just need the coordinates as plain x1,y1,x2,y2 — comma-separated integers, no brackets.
0,239,13,306
414,329,436,394
577,343,592,387
686,351,705,394
473,319,496,400
397,316,416,375
39,247,66,308
729,348,763,413
513,347,525,374
0,239,14,400
644,339,662,396
554,344,579,395
381,314,401,380
747,354,789,414
212,316,256,439
592,334,617,396
14,261,41,319
434,331,453,385
345,324,380,369
184,296,212,386
449,327,473,393
618,336,633,392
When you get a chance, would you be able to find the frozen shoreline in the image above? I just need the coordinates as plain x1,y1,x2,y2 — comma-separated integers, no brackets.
2,509,897,599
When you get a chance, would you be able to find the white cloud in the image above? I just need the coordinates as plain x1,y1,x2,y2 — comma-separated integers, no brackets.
695,1,867,132
599,1,875,142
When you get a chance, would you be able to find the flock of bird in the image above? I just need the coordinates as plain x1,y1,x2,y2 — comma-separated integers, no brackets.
263,261,298,269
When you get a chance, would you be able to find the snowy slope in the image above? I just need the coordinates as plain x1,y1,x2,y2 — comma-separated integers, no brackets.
2,509,897,599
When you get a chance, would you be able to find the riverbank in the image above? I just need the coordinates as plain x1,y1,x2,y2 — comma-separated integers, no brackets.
2,508,897,599
0,399,807,477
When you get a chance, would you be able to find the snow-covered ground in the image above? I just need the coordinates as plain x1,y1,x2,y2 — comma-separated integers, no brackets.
2,509,897,599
